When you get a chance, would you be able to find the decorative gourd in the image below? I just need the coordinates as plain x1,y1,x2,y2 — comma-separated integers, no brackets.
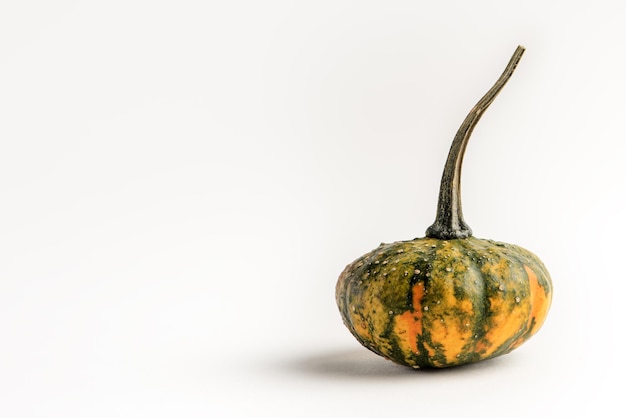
336,46,552,369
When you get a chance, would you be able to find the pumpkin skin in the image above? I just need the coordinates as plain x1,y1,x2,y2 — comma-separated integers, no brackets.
336,237,552,368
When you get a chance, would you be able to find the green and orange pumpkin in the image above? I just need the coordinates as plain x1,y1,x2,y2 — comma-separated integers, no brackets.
336,46,552,369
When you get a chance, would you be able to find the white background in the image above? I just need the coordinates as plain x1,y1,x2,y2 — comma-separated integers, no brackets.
1,1,624,417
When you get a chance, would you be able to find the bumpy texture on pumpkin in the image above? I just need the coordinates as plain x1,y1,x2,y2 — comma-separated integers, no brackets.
336,237,552,368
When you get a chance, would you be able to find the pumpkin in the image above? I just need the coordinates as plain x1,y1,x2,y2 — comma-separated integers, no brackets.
335,46,552,369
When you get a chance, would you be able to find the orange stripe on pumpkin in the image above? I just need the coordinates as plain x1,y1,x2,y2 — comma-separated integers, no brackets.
524,264,551,332
429,298,474,363
509,265,551,349
474,284,528,357
392,282,424,354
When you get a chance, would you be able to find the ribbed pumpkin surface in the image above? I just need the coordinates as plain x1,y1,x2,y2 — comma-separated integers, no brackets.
336,237,552,368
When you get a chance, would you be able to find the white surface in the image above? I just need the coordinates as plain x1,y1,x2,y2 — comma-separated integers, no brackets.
0,1,624,417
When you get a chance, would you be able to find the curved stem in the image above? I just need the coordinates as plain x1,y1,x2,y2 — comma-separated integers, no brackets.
426,45,525,239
